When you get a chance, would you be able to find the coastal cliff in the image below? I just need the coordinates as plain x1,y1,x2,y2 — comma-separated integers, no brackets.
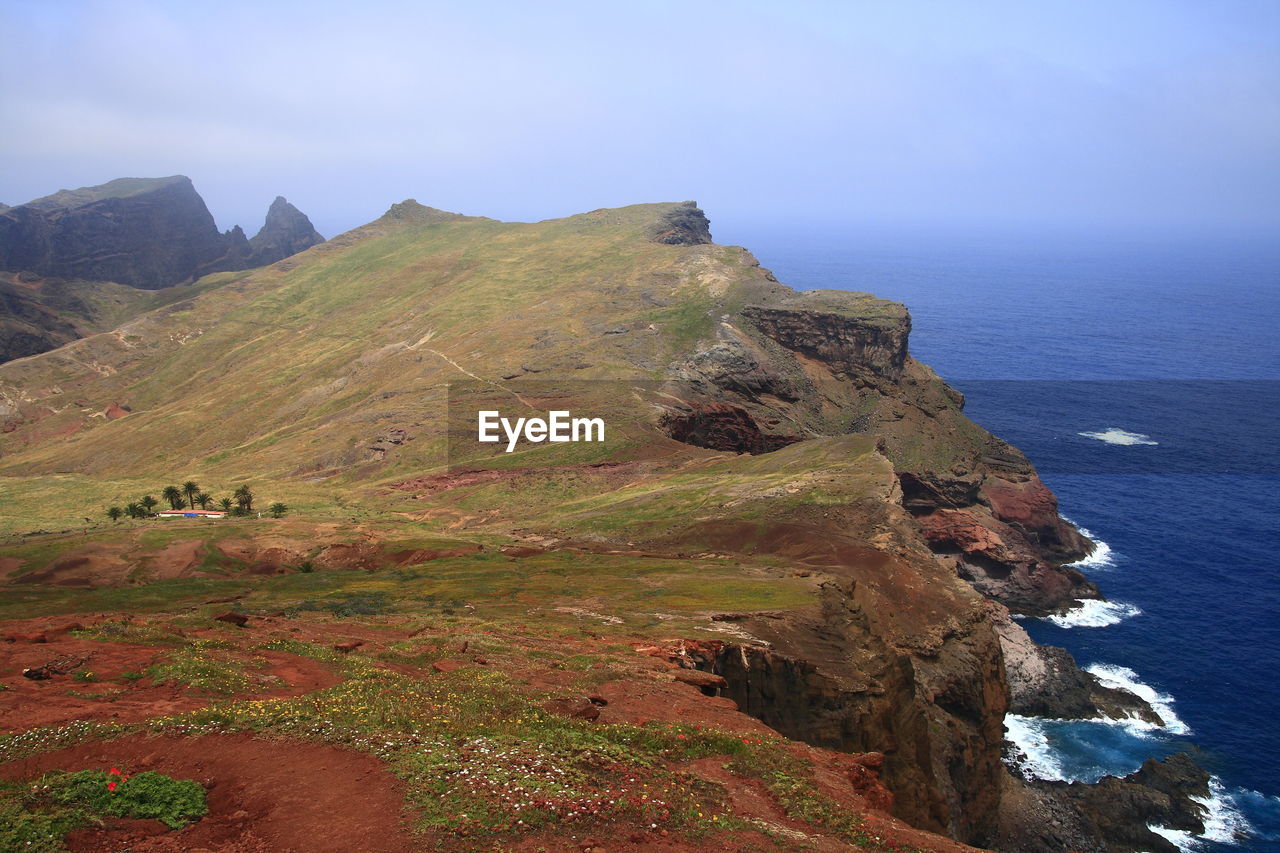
0,200,1204,851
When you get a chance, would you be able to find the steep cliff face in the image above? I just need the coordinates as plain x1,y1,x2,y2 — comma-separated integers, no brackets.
742,297,911,382
648,201,713,245
712,565,1009,842
0,177,229,289
664,281,1096,617
0,177,324,291
621,462,1013,843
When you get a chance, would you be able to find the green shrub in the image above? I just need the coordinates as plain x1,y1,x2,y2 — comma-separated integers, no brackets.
51,769,207,829
0,768,208,849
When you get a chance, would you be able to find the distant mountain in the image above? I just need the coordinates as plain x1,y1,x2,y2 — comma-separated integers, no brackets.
0,176,324,362
0,176,324,290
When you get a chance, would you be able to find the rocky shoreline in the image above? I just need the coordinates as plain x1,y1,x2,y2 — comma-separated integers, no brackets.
0,200,1220,851
646,225,1217,850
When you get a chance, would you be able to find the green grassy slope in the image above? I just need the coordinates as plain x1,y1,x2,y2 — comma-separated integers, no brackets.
0,201,783,529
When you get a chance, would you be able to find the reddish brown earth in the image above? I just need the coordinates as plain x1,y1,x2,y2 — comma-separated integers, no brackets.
2,532,488,589
0,733,417,853
0,617,339,732
0,609,989,852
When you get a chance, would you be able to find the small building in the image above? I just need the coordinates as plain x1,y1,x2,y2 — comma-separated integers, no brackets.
156,509,227,519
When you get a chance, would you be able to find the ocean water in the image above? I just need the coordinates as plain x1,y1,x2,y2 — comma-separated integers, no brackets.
727,226,1280,851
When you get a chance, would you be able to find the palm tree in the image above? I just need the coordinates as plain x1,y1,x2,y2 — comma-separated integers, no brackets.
106,506,122,522
195,492,212,510
125,502,143,519
233,484,254,514
140,495,158,515
161,485,184,510
218,497,233,513
268,502,287,518
182,481,200,510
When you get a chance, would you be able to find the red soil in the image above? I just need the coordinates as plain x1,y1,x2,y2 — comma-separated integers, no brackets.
0,618,339,733
0,733,416,853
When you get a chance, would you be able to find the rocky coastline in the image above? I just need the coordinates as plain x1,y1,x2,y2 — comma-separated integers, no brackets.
0,199,1217,851
646,210,1213,851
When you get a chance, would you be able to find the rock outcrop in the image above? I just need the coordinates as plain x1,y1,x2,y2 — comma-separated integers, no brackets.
994,753,1218,853
648,201,712,245
0,177,324,291
663,282,1095,617
742,293,911,382
992,605,1159,722
246,196,324,267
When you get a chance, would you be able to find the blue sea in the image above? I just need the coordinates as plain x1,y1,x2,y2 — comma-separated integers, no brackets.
727,225,1280,851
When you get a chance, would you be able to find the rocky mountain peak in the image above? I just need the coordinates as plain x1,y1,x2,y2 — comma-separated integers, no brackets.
246,196,323,266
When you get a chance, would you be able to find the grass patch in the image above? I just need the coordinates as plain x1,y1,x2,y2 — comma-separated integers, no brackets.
0,767,207,851
146,644,276,694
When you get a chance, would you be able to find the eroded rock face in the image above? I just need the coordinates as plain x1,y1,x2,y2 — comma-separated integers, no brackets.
0,177,231,289
662,283,1094,617
658,399,801,454
680,562,1009,843
648,201,712,245
742,297,910,382
918,508,1098,615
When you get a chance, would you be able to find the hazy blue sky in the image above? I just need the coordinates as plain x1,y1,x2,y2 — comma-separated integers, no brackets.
1,0,1277,241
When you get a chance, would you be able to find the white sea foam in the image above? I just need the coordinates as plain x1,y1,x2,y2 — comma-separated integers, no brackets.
1061,520,1116,569
1002,714,1066,781
1086,663,1190,736
1197,778,1253,844
1078,427,1158,446
1148,822,1198,851
1044,598,1142,628
1148,777,1253,850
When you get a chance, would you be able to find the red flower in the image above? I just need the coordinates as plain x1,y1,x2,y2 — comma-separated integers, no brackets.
110,768,121,775
107,781,117,792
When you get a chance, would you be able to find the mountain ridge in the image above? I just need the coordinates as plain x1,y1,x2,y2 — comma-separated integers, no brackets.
0,175,326,364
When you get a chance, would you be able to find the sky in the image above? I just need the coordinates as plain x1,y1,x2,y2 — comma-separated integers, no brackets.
1,0,1277,242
